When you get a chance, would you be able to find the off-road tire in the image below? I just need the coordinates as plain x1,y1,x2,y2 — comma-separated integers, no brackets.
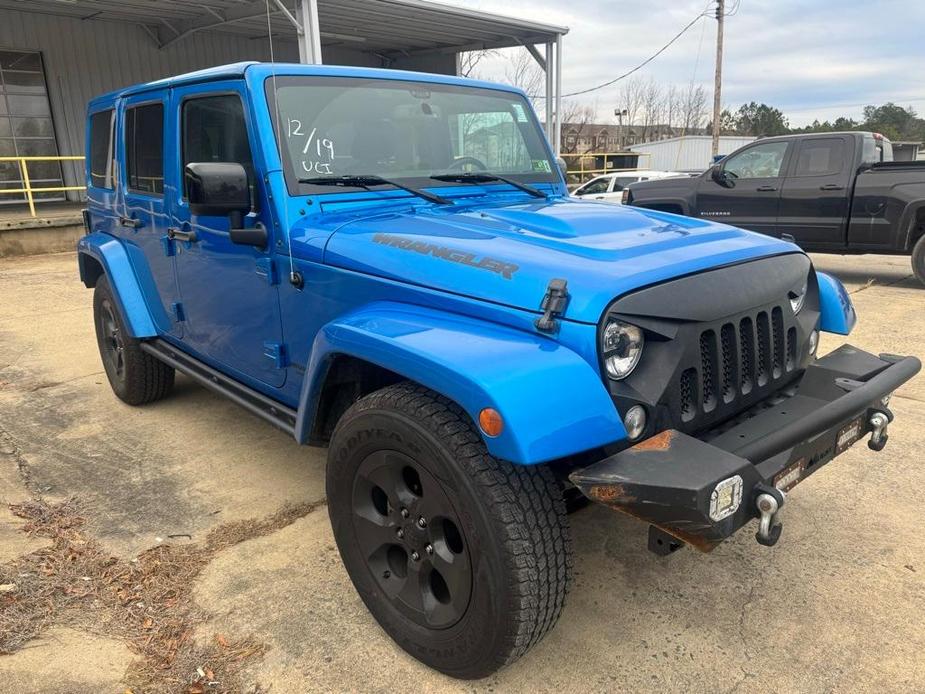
326,382,572,679
93,276,174,405
912,233,925,285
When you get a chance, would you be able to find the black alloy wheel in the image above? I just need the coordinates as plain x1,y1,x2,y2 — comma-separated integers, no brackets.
351,449,472,629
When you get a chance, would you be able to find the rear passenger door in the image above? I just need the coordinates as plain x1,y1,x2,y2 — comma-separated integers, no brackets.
168,83,285,389
777,136,852,247
606,175,641,203
119,94,182,337
86,108,118,237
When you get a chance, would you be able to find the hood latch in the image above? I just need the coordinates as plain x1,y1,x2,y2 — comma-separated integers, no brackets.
535,279,570,333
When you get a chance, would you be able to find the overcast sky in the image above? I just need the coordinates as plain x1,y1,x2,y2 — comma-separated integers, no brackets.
454,0,925,127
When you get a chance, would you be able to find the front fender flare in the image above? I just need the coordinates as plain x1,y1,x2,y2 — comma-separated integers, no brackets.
816,271,857,335
296,302,625,465
77,233,157,338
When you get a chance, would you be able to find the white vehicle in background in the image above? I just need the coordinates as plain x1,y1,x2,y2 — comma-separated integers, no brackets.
571,170,688,203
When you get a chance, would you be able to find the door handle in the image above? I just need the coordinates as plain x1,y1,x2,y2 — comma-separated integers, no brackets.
594,196,605,200
167,227,198,242
756,185,778,192
820,184,845,191
119,216,142,229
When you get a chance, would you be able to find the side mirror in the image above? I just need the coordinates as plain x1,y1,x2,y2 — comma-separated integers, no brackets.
710,165,732,186
185,162,250,219
556,156,569,179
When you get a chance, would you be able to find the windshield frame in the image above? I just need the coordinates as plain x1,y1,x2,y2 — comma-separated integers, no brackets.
263,74,560,197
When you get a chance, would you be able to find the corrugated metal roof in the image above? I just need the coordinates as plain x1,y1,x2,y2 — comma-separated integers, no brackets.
0,0,567,53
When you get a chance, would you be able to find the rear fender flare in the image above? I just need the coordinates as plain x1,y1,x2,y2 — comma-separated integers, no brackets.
77,233,157,338
900,200,925,249
295,302,626,464
816,271,857,335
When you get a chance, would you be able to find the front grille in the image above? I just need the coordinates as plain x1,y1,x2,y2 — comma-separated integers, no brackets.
676,303,800,431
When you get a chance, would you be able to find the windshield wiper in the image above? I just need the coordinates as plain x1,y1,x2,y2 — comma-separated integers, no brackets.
430,172,546,199
298,174,451,205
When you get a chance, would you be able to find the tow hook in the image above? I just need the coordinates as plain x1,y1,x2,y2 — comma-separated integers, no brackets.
754,484,785,547
868,411,890,451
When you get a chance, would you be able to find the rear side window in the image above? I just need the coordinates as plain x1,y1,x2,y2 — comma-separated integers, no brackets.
125,102,164,195
611,177,638,190
88,109,114,189
793,138,846,177
182,94,254,197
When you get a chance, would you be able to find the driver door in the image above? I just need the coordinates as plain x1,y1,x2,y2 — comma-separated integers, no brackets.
573,176,611,199
696,140,792,237
168,82,286,388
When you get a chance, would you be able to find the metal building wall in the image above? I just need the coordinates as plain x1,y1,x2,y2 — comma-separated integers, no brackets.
631,135,756,171
0,8,300,194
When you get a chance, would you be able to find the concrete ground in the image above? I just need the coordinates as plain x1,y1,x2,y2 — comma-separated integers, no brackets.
0,251,923,693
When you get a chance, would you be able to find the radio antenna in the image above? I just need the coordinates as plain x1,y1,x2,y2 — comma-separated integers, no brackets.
265,0,300,287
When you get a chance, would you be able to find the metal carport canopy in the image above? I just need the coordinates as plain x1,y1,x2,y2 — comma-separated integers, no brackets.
2,0,568,149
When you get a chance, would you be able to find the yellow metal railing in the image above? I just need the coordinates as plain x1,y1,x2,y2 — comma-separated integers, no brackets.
559,152,652,184
0,155,85,217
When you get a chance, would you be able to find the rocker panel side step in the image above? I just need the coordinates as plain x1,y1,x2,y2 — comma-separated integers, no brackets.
141,338,297,436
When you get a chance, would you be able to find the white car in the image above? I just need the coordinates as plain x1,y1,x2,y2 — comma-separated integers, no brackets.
571,170,687,204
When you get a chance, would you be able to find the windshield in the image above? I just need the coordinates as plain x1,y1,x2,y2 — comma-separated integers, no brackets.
266,76,557,195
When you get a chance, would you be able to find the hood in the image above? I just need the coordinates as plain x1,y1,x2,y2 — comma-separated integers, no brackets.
315,197,800,324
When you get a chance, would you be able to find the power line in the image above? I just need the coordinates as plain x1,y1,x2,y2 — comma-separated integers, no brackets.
536,7,714,99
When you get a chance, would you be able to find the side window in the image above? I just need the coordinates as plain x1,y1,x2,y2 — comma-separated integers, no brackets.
125,102,164,195
610,177,637,191
88,109,115,189
182,94,254,197
793,138,846,177
579,177,609,195
724,141,789,179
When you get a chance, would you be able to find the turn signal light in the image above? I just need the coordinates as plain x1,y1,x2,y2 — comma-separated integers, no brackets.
479,408,504,437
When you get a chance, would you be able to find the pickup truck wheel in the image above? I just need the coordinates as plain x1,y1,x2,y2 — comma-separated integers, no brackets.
93,277,174,405
912,234,925,285
327,382,572,679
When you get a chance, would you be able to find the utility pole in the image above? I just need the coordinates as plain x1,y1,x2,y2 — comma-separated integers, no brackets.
711,0,724,158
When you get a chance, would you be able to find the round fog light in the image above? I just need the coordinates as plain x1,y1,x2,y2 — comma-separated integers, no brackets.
623,405,647,440
808,329,819,355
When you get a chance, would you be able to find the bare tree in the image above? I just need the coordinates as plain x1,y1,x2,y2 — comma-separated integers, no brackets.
615,76,646,143
680,83,708,133
458,49,498,79
502,49,544,109
559,100,596,153
641,79,663,141
664,84,682,133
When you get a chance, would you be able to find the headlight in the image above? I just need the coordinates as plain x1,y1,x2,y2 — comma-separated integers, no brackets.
789,279,808,314
602,319,644,379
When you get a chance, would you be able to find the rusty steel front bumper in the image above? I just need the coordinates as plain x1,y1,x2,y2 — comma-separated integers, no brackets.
569,346,921,552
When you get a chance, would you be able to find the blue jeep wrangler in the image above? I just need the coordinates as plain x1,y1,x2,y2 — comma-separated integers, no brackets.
78,62,920,678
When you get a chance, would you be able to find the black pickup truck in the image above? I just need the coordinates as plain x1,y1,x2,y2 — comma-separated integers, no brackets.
625,132,925,283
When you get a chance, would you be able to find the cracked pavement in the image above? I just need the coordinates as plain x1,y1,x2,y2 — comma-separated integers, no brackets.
0,251,923,693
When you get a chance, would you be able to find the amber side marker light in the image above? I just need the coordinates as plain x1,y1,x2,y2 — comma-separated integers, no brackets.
479,408,504,437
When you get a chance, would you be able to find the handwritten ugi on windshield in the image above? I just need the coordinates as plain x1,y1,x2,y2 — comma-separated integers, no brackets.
287,119,335,175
